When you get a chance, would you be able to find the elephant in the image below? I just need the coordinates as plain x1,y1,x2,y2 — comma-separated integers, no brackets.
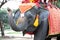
7,3,49,40
1,2,49,40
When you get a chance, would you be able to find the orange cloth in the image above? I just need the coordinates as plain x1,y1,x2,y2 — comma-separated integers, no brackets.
48,6,60,35
19,3,35,13
57,8,60,13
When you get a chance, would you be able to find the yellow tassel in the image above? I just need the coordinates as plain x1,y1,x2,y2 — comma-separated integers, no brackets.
16,20,19,25
33,15,39,27
16,18,20,25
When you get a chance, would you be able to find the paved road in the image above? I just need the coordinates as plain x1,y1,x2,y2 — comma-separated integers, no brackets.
0,30,34,40
0,36,57,40
0,37,33,40
0,30,57,40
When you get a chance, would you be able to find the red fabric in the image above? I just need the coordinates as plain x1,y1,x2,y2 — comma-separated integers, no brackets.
22,0,40,7
49,0,57,2
47,5,60,35
35,2,40,8
22,0,39,3
22,0,29,3
26,32,34,35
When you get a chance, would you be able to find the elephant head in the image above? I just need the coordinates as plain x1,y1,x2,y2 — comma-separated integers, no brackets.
1,1,50,40
7,3,39,31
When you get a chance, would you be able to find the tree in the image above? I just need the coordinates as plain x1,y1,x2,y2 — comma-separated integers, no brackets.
0,9,8,37
0,0,7,8
0,20,4,37
0,0,8,37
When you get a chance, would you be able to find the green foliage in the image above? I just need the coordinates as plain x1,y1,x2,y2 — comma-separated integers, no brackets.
0,9,8,23
56,1,60,8
0,8,18,30
4,23,11,30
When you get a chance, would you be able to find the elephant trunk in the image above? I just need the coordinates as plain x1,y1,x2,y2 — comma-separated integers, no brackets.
7,8,28,31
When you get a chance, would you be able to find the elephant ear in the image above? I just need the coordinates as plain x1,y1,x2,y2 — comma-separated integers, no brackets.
22,6,40,35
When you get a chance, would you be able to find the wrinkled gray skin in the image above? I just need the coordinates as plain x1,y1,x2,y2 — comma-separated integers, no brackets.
7,6,38,31
7,6,49,40
34,8,49,40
